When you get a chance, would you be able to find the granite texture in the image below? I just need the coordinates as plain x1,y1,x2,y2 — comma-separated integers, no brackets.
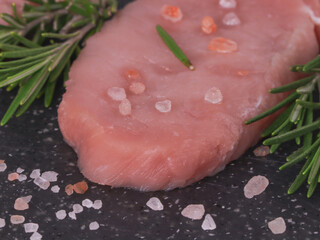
1,1,320,239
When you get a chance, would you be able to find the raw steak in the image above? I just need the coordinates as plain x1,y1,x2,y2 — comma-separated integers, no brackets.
58,0,320,191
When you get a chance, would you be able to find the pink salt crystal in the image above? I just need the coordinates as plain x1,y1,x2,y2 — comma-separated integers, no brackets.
201,214,216,231
30,232,42,240
56,210,66,220
119,99,132,116
82,199,93,208
89,221,100,231
10,215,25,224
8,172,19,181
21,195,32,204
125,69,142,81
16,168,24,173
68,211,77,220
14,198,29,211
18,174,27,182
223,12,241,26
0,162,7,172
33,177,50,190
244,175,269,199
155,100,172,113
161,5,183,23
92,200,103,210
30,169,41,179
146,197,164,211
181,204,205,220
41,171,58,182
65,184,74,195
253,145,270,157
51,185,60,193
204,87,223,104
23,223,39,233
107,87,126,101
0,218,5,228
129,82,146,95
268,217,286,234
72,204,84,214
0,160,4,164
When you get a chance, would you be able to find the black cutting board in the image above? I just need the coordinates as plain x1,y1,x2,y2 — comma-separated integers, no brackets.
0,1,320,239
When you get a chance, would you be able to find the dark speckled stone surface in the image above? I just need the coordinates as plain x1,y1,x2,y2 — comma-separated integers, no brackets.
1,1,320,239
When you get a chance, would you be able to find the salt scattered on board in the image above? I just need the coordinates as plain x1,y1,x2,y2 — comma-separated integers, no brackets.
33,177,50,190
181,204,205,220
41,171,58,182
18,174,27,182
51,185,60,193
0,162,7,172
21,195,32,203
30,231,42,240
92,200,103,210
24,223,39,233
244,175,269,199
0,218,5,228
55,210,67,220
89,221,100,231
8,172,19,181
14,198,29,211
201,214,217,231
68,211,77,220
17,167,24,173
73,204,84,214
268,217,286,234
146,197,164,211
253,146,270,157
82,199,93,208
30,169,41,179
10,215,25,224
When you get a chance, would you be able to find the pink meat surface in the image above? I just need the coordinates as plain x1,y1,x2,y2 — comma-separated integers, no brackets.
0,0,24,24
58,0,320,191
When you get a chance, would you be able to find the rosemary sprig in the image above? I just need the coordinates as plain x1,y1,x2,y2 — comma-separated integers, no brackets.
0,0,118,126
246,54,320,197
156,25,194,71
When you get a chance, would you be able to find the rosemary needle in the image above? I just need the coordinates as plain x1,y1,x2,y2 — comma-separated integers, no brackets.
156,25,195,71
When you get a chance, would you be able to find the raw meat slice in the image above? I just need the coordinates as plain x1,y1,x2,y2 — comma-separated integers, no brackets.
58,0,320,191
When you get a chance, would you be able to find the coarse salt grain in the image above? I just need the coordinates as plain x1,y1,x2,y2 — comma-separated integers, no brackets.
41,171,58,182
155,100,172,113
30,169,41,179
73,181,89,194
73,204,84,214
21,195,32,203
219,0,237,8
82,199,93,208
129,82,146,95
161,5,183,22
268,217,286,234
107,87,126,101
0,162,7,172
65,184,74,195
68,211,77,220
119,99,132,116
30,232,42,240
16,167,24,173
205,87,223,104
24,223,39,233
209,37,238,53
146,197,164,211
10,215,25,224
14,198,29,211
89,221,100,231
33,177,50,190
244,175,269,199
0,218,5,228
223,12,241,26
51,185,60,193
18,174,27,182
253,145,270,157
92,200,103,210
56,210,67,220
8,172,19,181
201,16,217,34
181,204,205,220
201,214,217,231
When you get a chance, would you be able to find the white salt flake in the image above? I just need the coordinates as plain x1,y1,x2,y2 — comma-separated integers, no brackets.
244,175,269,199
30,231,42,240
89,221,100,231
68,211,77,220
51,185,60,193
146,197,164,211
18,174,27,182
253,145,270,157
17,167,24,173
107,87,126,101
268,217,286,234
82,199,93,208
205,87,223,104
33,177,50,190
21,195,32,203
30,169,41,179
181,204,205,220
0,218,5,228
41,171,58,182
73,204,84,214
14,198,29,211
92,200,103,210
55,210,66,220
0,163,7,172
223,12,241,26
155,100,172,113
10,215,25,224
219,0,237,8
24,223,39,233
201,214,217,231
119,98,132,116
